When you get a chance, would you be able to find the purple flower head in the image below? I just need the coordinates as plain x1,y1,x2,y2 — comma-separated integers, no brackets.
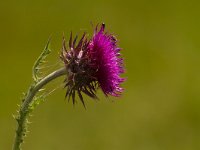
61,23,125,107
88,23,125,96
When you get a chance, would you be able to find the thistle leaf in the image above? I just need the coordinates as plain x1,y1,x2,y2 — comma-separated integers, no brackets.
32,37,51,82
28,95,45,112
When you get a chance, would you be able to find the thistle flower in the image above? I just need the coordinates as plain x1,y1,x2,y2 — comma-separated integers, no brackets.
61,23,125,106
13,23,125,150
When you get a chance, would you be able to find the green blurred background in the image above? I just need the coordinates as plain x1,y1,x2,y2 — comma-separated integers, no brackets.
1,0,200,149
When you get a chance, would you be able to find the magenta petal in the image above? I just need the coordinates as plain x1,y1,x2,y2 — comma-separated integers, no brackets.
88,24,125,96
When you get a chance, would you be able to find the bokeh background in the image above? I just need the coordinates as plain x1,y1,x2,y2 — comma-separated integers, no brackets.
1,0,200,149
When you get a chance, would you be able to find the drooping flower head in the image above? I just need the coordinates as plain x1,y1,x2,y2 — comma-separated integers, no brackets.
61,23,125,107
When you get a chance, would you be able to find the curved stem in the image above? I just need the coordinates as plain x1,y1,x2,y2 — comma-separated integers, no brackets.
13,67,66,150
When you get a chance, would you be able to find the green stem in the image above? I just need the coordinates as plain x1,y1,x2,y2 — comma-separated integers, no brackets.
13,67,66,150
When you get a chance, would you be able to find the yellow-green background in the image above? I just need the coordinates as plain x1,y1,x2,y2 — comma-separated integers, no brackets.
1,0,200,149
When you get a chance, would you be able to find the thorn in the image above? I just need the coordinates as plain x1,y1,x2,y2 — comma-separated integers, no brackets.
39,89,45,92
73,35,78,48
65,87,71,99
62,34,67,52
45,36,52,50
69,31,72,48
101,23,105,31
72,90,75,106
64,81,71,88
76,32,86,50
78,90,86,109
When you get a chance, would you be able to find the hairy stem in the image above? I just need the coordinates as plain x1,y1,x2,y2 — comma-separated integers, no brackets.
13,67,66,150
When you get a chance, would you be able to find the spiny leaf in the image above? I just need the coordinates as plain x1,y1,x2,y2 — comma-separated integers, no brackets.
28,95,45,112
32,37,51,82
